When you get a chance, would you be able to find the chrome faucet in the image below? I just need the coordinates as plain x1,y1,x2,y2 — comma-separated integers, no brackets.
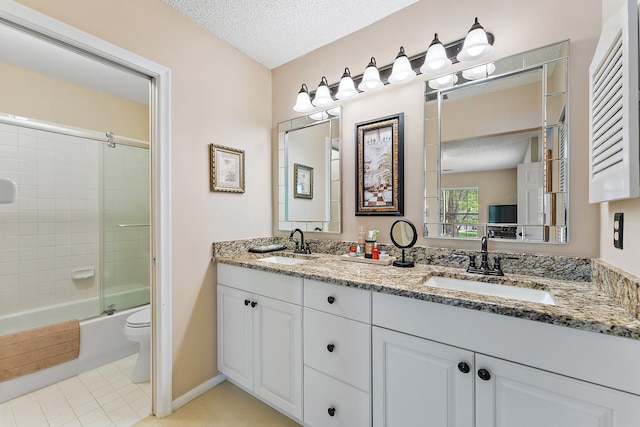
289,228,311,254
467,235,503,276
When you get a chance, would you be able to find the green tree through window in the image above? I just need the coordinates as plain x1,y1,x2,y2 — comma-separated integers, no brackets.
441,188,479,237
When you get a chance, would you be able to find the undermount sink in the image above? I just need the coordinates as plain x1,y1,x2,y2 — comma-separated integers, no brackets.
258,255,312,266
423,275,556,305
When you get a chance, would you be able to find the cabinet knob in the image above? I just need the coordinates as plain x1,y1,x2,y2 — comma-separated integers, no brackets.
251,301,257,308
457,362,470,374
477,368,491,381
244,299,250,306
327,296,335,304
327,344,335,353
327,407,336,417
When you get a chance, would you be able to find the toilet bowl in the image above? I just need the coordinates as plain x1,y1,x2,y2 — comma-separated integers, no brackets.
123,306,151,383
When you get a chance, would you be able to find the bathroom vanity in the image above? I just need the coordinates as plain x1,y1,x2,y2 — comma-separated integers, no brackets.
215,253,640,426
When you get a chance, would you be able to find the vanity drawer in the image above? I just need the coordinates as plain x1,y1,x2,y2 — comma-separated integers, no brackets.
304,366,371,427
304,308,371,392
217,264,302,305
304,279,371,323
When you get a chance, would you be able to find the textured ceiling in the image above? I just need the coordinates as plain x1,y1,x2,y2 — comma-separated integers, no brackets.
162,0,419,69
442,130,541,174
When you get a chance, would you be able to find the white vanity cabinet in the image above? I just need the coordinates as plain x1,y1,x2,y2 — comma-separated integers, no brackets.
303,279,372,427
373,292,640,427
217,264,303,420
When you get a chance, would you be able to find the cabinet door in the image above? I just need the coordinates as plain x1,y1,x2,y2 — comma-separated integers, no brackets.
217,284,253,390
475,354,640,427
253,294,302,420
373,327,474,427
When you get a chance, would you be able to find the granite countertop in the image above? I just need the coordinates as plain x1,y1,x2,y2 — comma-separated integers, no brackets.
214,251,640,340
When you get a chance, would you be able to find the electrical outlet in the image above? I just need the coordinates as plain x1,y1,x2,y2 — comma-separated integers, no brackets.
614,212,623,249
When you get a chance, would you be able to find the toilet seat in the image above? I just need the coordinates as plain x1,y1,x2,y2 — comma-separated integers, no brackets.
126,307,151,328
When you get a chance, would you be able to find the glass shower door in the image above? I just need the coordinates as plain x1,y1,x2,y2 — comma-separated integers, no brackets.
101,143,151,313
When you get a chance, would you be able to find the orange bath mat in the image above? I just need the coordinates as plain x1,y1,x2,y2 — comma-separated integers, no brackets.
0,319,80,381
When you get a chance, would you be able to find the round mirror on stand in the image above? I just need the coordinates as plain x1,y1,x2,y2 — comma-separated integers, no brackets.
390,219,417,268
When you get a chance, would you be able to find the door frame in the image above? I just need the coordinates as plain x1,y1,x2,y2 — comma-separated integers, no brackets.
0,1,174,417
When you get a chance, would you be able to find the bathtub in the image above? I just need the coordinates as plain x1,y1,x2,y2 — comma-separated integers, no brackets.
0,287,149,335
0,289,150,403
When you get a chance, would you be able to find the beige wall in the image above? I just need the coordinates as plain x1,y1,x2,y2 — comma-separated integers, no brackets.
15,0,272,399
273,0,601,257
287,122,330,221
598,0,640,277
0,62,149,140
441,81,542,142
442,169,518,223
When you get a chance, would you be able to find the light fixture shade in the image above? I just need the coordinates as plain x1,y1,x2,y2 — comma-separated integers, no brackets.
312,76,334,107
327,107,341,116
308,111,329,121
420,34,452,74
457,17,493,62
388,46,417,84
358,57,384,91
428,73,458,90
335,67,358,99
293,83,314,112
462,62,496,80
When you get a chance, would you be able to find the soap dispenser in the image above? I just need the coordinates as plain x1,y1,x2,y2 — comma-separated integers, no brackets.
0,178,17,204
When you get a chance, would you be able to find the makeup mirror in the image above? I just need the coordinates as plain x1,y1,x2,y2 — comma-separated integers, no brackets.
390,219,417,268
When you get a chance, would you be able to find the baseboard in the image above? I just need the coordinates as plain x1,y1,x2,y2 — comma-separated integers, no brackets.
172,373,227,411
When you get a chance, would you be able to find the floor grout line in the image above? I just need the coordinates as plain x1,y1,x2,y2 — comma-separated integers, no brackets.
4,354,150,427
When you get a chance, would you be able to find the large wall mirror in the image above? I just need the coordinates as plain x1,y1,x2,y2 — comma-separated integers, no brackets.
424,41,568,243
278,108,341,233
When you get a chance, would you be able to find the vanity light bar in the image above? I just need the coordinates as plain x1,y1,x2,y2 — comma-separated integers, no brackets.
294,19,494,111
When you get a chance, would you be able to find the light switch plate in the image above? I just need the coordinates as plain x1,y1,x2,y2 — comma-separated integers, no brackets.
614,212,623,249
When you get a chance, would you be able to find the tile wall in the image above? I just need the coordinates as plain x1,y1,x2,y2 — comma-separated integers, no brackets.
0,123,101,331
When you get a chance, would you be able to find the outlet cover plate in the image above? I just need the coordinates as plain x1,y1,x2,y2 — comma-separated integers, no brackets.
614,212,624,249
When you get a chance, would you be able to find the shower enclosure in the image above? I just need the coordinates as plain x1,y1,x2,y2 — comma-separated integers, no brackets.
0,115,151,335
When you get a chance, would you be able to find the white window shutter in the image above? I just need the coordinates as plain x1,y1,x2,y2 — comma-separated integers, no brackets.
589,0,640,203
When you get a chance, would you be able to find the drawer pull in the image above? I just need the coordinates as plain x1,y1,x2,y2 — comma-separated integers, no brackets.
457,362,470,374
327,407,336,417
327,343,335,353
478,368,491,381
251,301,257,308
327,296,335,304
244,299,250,306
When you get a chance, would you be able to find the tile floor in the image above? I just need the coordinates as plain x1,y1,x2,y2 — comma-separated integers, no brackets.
0,355,151,427
134,380,300,426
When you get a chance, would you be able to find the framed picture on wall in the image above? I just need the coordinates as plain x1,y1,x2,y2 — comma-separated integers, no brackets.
210,144,245,193
293,163,313,199
355,113,404,215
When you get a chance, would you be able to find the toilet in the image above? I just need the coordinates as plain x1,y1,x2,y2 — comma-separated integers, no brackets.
123,306,151,383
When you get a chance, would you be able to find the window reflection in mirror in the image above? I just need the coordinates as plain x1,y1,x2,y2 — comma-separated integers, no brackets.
424,41,569,244
278,108,341,233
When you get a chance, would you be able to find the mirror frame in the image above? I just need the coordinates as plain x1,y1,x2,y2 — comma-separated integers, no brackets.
278,108,341,233
423,40,569,244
